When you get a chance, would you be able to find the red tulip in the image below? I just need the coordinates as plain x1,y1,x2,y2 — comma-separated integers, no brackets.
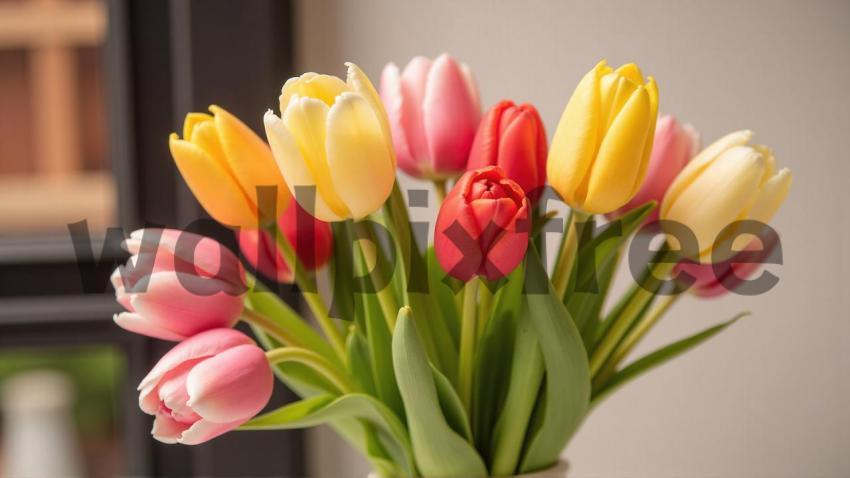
435,166,531,281
467,101,547,203
674,229,779,298
139,329,273,445
238,200,333,283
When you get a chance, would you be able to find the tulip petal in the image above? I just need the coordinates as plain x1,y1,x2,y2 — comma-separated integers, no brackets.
497,106,547,197
547,61,608,207
263,111,345,222
169,135,256,228
186,344,272,423
183,112,214,141
398,56,432,172
151,412,191,444
280,72,348,109
346,62,397,168
139,328,254,392
210,105,290,222
746,168,792,225
380,63,417,175
282,96,352,220
177,418,245,445
326,92,396,219
661,130,753,218
114,312,188,341
584,86,651,213
630,77,659,197
460,63,481,113
663,146,765,260
423,54,480,175
468,101,512,171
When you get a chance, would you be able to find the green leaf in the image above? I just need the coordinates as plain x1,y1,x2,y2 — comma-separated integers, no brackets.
566,203,655,329
357,291,405,420
347,331,377,396
489,306,544,476
392,307,487,477
427,246,461,347
518,246,591,474
592,313,747,405
243,393,415,477
473,265,522,457
431,364,473,442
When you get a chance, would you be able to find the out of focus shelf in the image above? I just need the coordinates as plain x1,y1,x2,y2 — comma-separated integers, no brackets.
0,172,116,235
0,295,119,325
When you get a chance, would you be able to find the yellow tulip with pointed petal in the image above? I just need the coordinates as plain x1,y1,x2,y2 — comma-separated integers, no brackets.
547,60,659,214
660,130,792,262
264,63,396,222
169,106,290,229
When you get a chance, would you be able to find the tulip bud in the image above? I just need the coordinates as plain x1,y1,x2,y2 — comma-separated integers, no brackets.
548,60,659,214
380,54,481,179
138,329,273,445
610,115,699,222
467,100,548,204
435,166,530,281
238,200,333,283
169,106,290,229
112,229,245,341
675,229,780,298
264,63,397,222
660,130,792,263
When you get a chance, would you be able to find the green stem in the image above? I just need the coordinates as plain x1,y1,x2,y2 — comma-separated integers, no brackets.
352,219,399,330
551,210,589,298
588,254,676,378
265,347,353,395
270,224,347,364
433,179,447,204
476,278,493,339
593,293,681,389
240,307,302,348
458,279,479,414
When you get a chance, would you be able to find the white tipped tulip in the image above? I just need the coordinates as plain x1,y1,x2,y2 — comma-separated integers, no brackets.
264,63,396,222
660,130,792,262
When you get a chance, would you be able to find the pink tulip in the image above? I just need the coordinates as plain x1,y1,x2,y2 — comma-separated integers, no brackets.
674,230,780,298
380,53,481,179
112,229,246,341
238,200,333,283
611,115,699,222
138,328,273,445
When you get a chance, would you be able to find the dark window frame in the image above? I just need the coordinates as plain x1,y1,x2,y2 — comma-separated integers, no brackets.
0,1,304,475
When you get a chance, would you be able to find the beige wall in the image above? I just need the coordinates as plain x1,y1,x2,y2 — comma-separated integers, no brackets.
296,0,850,476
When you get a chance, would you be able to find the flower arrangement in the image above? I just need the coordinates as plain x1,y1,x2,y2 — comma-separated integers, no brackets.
111,54,792,477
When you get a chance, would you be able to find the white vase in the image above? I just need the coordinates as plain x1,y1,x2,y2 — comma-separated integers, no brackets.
367,460,569,478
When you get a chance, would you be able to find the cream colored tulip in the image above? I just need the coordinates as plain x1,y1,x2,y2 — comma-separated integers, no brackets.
660,130,792,262
547,60,659,214
169,106,290,229
264,63,397,222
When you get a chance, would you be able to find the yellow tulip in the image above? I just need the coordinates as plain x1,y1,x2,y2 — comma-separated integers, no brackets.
660,130,792,262
547,60,659,214
169,106,290,228
263,63,396,222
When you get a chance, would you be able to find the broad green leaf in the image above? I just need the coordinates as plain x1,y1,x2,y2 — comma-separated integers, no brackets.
518,246,591,474
243,393,415,476
392,307,487,477
431,364,473,442
473,265,522,456
489,307,544,476
347,331,377,396
427,246,461,347
592,313,746,405
250,326,339,396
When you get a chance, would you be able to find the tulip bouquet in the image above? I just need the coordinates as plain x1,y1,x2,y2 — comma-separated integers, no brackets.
111,55,791,477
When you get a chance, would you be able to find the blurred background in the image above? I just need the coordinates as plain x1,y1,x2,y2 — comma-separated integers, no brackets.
0,0,847,477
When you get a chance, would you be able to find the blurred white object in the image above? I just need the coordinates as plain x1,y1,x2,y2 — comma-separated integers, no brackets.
1,369,84,478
